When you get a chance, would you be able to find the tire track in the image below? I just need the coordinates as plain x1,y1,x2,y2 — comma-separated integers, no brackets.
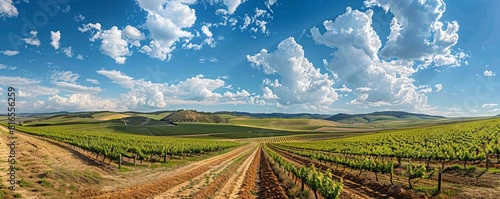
213,145,260,199
154,145,256,198
87,143,256,199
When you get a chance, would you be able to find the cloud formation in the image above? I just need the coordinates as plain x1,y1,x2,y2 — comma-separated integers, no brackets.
50,31,61,50
311,7,427,109
247,37,338,111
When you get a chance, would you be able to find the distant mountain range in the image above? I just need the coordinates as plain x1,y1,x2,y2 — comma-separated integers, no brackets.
325,111,445,124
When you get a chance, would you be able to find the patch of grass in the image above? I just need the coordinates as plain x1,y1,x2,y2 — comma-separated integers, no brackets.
14,193,22,198
413,186,437,195
19,178,31,187
38,178,54,188
69,184,78,191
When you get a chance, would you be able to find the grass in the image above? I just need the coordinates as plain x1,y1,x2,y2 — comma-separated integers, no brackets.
229,118,338,131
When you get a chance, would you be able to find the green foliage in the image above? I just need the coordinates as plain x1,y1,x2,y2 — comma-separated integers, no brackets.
13,125,242,163
264,146,343,199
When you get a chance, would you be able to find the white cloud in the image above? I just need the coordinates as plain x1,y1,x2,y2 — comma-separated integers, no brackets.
364,0,464,67
1,50,19,56
239,8,271,35
209,0,248,15
80,24,143,64
0,76,58,96
0,64,16,71
51,71,79,83
435,84,443,92
99,27,129,64
136,0,197,61
482,103,498,109
199,56,218,63
86,78,100,84
50,71,102,94
97,69,251,109
18,90,32,97
53,82,102,94
50,31,61,50
47,94,118,111
122,25,145,47
311,7,427,109
201,25,213,38
247,37,338,110
76,54,84,60
24,31,41,46
0,0,18,18
62,46,73,58
484,70,496,77
0,87,2,95
182,24,217,50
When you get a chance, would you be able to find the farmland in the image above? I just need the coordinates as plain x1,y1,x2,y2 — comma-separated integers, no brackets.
0,111,499,198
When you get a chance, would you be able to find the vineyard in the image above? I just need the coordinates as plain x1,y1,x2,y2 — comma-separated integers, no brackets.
1,118,500,198
10,125,242,165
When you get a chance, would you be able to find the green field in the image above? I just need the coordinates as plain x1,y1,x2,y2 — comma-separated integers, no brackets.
228,117,341,131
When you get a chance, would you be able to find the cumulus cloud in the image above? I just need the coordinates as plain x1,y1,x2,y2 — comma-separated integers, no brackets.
47,94,118,111
1,50,19,56
136,0,197,61
209,0,248,15
0,63,17,71
80,23,144,64
63,46,73,58
97,69,251,109
364,0,464,67
311,7,427,109
0,0,18,18
50,31,61,50
484,70,496,77
435,84,443,92
24,31,41,46
247,37,338,110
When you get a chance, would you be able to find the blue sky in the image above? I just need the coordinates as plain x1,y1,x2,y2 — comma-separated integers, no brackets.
0,0,499,117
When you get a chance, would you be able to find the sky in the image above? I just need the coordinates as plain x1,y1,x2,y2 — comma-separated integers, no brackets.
0,0,499,117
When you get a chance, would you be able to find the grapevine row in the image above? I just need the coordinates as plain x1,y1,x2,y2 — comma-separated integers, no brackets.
263,145,343,199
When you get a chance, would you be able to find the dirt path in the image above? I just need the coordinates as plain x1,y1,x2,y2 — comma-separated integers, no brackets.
154,145,256,198
239,146,261,199
213,145,259,199
139,118,151,126
259,148,288,198
88,143,256,199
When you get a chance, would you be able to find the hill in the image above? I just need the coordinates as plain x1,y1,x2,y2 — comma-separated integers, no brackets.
161,110,227,123
327,111,444,124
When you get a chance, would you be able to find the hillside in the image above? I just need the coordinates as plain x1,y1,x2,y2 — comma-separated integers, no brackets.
326,111,444,124
161,110,228,123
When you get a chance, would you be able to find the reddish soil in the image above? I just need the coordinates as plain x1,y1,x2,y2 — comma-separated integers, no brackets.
239,147,261,199
192,147,254,199
84,144,255,199
259,148,288,199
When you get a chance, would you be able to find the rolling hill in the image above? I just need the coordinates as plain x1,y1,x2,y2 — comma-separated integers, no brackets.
326,111,444,124
161,110,228,123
